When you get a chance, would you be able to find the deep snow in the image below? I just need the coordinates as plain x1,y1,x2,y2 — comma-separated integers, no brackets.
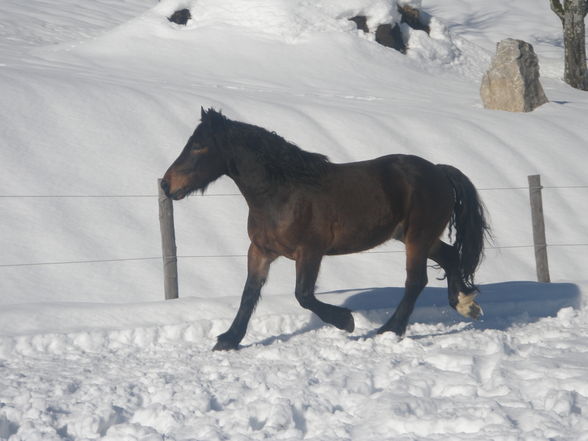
1,0,588,440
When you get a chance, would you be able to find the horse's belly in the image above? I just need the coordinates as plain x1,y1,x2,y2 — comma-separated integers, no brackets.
326,219,401,255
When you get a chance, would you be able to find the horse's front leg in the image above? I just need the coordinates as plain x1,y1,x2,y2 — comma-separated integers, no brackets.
295,253,355,332
213,243,276,351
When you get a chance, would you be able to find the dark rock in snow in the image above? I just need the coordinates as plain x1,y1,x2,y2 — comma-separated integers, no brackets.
168,9,191,25
375,23,406,54
350,5,431,55
349,16,369,33
349,15,406,53
399,4,430,34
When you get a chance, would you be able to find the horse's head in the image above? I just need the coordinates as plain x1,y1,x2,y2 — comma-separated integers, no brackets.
161,108,228,200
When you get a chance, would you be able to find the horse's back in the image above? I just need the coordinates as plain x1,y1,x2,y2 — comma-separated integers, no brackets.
329,154,451,204
315,154,452,254
374,154,454,229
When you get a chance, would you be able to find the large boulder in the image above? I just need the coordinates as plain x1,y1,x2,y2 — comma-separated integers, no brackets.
480,39,548,112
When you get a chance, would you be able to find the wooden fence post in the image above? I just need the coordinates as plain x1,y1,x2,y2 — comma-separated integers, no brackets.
528,174,550,283
158,178,179,299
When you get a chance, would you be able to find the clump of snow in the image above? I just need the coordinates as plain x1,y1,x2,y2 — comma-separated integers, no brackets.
406,17,459,65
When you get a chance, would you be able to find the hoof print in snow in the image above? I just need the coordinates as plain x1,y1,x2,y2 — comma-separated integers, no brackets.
0,416,19,439
168,9,192,25
349,5,430,55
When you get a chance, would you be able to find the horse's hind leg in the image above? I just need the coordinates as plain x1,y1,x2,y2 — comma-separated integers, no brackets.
295,253,355,332
428,240,482,319
428,240,463,310
377,238,429,336
213,243,276,351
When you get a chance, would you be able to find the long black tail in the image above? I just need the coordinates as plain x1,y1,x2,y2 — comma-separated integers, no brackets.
437,164,490,291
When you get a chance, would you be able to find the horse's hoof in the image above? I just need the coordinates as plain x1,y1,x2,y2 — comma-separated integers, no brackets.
213,335,239,351
376,320,406,337
466,302,483,320
456,292,484,320
332,310,354,332
343,312,355,333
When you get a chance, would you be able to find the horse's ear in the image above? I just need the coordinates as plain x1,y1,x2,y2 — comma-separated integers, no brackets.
208,108,226,130
200,106,207,120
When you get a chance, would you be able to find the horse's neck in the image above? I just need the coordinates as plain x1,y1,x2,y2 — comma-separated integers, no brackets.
230,173,276,207
224,149,275,206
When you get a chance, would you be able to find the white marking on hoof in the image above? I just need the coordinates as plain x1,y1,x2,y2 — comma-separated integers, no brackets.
456,292,483,319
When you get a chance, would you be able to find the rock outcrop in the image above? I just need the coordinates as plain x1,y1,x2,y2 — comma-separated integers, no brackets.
349,4,430,54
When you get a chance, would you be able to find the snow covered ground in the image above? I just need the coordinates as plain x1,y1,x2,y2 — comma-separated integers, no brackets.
1,0,588,439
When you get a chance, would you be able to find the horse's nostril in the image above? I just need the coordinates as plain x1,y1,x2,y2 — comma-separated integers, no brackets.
160,179,170,195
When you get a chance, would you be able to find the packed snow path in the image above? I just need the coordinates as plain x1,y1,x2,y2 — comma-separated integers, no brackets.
2,301,588,441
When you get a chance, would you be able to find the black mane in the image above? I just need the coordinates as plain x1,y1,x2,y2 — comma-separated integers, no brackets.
208,109,330,184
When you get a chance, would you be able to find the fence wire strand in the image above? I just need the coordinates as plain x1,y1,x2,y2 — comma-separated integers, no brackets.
0,194,242,198
3,244,588,269
1,184,587,269
1,184,587,199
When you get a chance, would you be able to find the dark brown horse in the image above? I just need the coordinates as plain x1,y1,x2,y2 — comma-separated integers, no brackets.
162,108,489,351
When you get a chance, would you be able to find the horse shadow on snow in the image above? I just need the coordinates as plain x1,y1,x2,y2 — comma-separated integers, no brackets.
252,281,581,347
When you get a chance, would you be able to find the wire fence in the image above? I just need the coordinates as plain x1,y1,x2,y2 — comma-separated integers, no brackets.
1,184,587,199
1,184,587,269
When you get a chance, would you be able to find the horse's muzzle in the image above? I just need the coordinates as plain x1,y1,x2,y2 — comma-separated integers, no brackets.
160,178,171,198
160,178,189,200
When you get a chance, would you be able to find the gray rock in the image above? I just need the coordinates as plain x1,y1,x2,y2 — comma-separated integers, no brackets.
480,39,548,112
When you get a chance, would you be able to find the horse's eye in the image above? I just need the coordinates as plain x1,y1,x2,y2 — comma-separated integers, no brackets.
191,143,209,153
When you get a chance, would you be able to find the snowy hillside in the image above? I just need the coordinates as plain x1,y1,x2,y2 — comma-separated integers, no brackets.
1,0,588,439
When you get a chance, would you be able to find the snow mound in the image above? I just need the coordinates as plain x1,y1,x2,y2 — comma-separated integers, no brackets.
59,0,468,75
155,0,402,41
